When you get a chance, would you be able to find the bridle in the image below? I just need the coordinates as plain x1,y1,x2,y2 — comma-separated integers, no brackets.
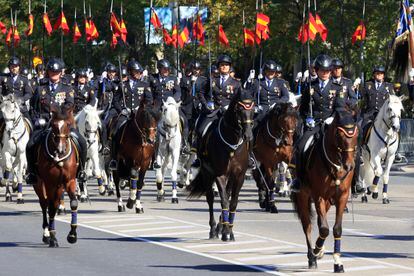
133,112,157,146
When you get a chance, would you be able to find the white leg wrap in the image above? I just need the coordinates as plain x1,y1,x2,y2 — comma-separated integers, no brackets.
43,228,50,238
172,189,177,198
333,253,342,265
129,189,137,200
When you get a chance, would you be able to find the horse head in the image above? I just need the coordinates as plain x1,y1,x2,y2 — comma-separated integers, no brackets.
135,101,160,145
0,97,21,131
329,110,359,173
50,104,74,155
161,97,181,136
82,104,103,145
228,90,255,142
381,95,404,133
270,103,298,146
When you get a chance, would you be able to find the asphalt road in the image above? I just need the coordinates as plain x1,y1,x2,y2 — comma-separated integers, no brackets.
0,170,413,276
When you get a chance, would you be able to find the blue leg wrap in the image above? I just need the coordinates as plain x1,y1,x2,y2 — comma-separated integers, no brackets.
383,184,388,193
130,178,138,190
334,238,341,253
49,220,55,231
229,212,236,225
222,209,229,224
172,181,177,190
3,170,10,180
71,211,78,225
97,177,103,186
136,189,142,200
17,183,23,193
373,176,380,186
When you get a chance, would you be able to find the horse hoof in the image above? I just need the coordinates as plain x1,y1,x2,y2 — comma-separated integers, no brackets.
361,196,368,203
308,259,317,269
17,198,24,204
177,182,184,189
108,190,115,196
67,233,77,244
334,264,344,273
57,208,66,216
230,233,235,241
221,233,230,242
42,236,50,244
372,192,379,199
135,207,144,214
156,195,165,202
209,231,217,240
126,198,135,209
49,239,59,248
171,198,179,204
270,205,278,214
383,198,390,204
344,206,349,213
118,205,126,212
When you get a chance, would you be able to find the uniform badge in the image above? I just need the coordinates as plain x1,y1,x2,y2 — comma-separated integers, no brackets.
166,80,175,91
69,90,74,97
137,87,144,95
310,88,315,95
41,90,46,96
55,92,67,105
274,87,280,95
90,90,95,95
226,85,234,94
329,90,337,99
385,86,389,92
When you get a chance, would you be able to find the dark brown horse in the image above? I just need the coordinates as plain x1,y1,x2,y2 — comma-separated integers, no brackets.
112,101,160,213
187,91,255,241
252,103,298,213
33,105,79,247
291,110,358,273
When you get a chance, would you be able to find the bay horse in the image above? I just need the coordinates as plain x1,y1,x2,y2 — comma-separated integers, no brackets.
291,110,358,273
187,90,254,242
112,101,160,213
252,103,298,213
33,105,79,247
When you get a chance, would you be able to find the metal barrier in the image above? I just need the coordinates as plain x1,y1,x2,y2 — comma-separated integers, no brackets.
398,119,414,162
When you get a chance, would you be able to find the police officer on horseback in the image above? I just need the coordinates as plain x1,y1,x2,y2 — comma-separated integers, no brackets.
291,54,355,192
0,56,33,119
26,58,88,184
108,60,153,170
331,58,357,107
73,68,97,114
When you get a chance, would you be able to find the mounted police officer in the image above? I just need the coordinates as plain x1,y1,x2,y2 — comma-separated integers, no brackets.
98,63,118,112
73,68,97,114
0,56,33,119
360,65,395,134
191,54,243,167
26,58,87,185
246,60,290,124
151,59,181,109
108,60,153,170
291,54,355,192
331,58,358,107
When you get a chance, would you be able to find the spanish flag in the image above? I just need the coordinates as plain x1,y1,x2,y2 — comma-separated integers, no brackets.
53,11,70,35
73,22,82,43
308,13,318,40
120,19,127,43
162,28,173,46
315,13,328,41
25,14,34,36
244,28,255,46
297,23,309,44
255,13,270,45
171,24,178,48
43,13,53,36
352,21,366,45
5,26,12,45
110,12,122,36
150,8,162,30
111,33,118,49
218,24,229,47
193,15,205,45
90,19,99,40
178,26,190,48
0,21,6,35
13,27,20,46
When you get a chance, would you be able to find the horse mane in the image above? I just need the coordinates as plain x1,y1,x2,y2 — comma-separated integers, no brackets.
377,95,404,121
52,105,74,122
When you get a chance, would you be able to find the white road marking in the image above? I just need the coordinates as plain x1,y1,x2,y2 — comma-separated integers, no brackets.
85,217,155,224
101,220,174,228
119,225,194,233
237,253,306,262
212,245,295,254
186,240,266,249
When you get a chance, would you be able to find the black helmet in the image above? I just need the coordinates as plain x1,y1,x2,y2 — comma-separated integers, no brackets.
76,68,88,78
120,66,128,77
106,63,117,72
46,58,64,72
189,60,202,70
314,54,332,71
373,65,386,73
21,67,29,76
157,59,171,70
8,56,21,67
263,60,277,71
127,60,144,72
210,64,219,75
331,58,344,68
217,54,232,65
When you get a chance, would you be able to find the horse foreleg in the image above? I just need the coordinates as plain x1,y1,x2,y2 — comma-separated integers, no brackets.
47,191,61,248
15,152,26,204
170,147,180,204
113,172,125,212
66,179,78,244
381,153,395,204
227,174,244,242
252,166,266,209
206,179,216,240
135,170,146,214
369,155,383,199
126,169,139,209
34,182,50,244
332,191,348,273
215,176,230,242
265,166,278,213
314,199,329,260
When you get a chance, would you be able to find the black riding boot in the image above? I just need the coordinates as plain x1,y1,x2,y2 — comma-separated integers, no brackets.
25,129,45,184
109,137,118,170
99,126,110,155
71,129,87,182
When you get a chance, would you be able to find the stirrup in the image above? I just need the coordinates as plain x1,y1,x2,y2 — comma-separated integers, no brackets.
109,160,118,170
153,161,161,169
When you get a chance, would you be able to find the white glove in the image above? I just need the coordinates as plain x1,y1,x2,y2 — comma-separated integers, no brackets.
88,72,94,81
191,75,197,82
27,73,32,80
36,118,46,127
72,73,76,79
257,73,263,80
302,70,309,82
409,68,414,81
178,72,183,79
101,71,108,80
121,108,131,116
142,69,148,78
353,77,361,87
296,72,303,82
324,117,334,125
248,70,255,82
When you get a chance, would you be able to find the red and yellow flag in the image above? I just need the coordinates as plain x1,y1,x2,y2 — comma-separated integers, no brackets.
43,13,53,36
244,28,255,46
0,21,6,35
25,14,34,36
53,11,70,35
120,19,127,43
73,22,82,43
352,21,366,45
297,23,309,44
110,12,122,36
13,27,20,46
150,8,162,30
162,28,173,45
315,14,327,41
178,26,190,48
218,24,229,47
111,33,118,49
308,13,318,40
5,27,12,45
193,15,205,45
255,13,270,45
86,19,99,41
171,24,178,48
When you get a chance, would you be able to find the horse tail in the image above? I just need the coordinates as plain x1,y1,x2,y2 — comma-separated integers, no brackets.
186,171,208,198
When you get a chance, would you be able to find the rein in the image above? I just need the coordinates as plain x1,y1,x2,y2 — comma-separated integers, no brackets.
132,112,156,146
218,117,244,151
45,130,73,163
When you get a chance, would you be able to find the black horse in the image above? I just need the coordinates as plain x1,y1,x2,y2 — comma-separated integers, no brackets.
187,90,255,241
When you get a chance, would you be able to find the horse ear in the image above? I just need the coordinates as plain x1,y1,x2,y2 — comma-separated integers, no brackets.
399,95,408,101
97,109,105,116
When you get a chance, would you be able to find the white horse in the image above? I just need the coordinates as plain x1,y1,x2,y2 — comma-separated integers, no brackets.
358,95,404,204
0,95,30,203
155,97,182,203
76,104,113,201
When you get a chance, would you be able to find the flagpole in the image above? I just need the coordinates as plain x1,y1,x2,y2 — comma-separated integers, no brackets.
298,3,306,95
242,9,247,80
252,0,259,75
83,0,89,68
28,0,33,72
177,2,180,77
307,0,313,119
43,0,46,62
360,0,366,86
60,0,64,60
72,8,76,69
10,9,14,56
216,11,220,57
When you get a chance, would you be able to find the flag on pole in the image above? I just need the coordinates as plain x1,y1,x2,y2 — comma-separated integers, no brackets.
352,21,366,44
162,28,173,45
25,14,34,36
244,28,255,46
178,26,190,48
43,12,53,36
120,18,127,43
110,12,122,36
53,11,70,34
73,22,82,43
150,8,162,30
111,33,118,48
171,24,178,48
13,26,20,46
297,22,309,44
89,19,99,40
315,13,328,41
255,13,270,45
193,14,205,45
5,26,12,45
218,24,229,47
308,13,318,40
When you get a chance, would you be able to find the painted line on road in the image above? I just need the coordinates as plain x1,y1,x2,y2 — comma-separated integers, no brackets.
344,265,387,272
211,245,295,254
186,240,266,249
120,225,194,233
237,253,306,262
101,220,174,228
139,230,208,238
86,217,155,224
